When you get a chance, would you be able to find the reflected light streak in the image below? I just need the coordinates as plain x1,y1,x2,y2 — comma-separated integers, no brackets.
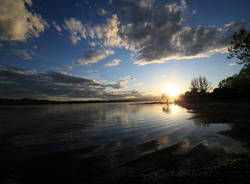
169,104,179,114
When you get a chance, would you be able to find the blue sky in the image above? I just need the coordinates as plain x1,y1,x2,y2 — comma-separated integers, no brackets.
0,0,249,100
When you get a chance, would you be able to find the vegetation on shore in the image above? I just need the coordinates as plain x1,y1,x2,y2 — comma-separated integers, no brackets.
179,29,250,103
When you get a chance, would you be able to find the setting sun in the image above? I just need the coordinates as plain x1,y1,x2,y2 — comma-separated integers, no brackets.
162,84,181,98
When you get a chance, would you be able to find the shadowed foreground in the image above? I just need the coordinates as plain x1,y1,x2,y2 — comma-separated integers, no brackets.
99,141,250,184
1,140,250,184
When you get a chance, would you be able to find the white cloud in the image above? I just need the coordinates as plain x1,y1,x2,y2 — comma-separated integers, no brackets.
89,42,97,47
102,15,124,47
64,18,87,44
64,15,125,47
0,0,47,41
64,0,248,65
52,21,62,33
228,62,237,66
135,82,144,87
88,15,125,47
107,75,134,89
110,0,248,65
78,49,114,65
11,49,32,60
105,59,121,67
24,0,32,6
62,65,73,70
98,9,109,16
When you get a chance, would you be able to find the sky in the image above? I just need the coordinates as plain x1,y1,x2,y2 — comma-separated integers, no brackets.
0,0,249,100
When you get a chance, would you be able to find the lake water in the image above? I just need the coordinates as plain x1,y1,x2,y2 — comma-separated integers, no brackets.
0,103,246,170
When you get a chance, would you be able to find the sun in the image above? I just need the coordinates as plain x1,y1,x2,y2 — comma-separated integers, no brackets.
162,84,181,98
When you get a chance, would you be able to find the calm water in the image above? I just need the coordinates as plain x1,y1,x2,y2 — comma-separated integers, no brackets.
0,103,246,169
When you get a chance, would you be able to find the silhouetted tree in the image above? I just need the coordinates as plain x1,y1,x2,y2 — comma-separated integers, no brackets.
228,28,250,65
190,78,199,93
190,76,212,94
214,64,250,100
161,93,169,103
198,76,212,94
218,74,237,89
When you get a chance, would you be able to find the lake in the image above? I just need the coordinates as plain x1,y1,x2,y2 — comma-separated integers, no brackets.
0,103,247,172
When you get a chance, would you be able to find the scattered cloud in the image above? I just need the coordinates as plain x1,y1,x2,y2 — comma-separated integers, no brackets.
64,18,87,44
85,70,100,79
107,75,134,89
135,82,144,87
11,49,32,60
105,59,121,67
228,62,237,66
62,65,73,70
109,0,248,65
52,21,62,33
107,80,127,89
0,66,143,100
63,0,248,65
98,9,109,16
88,14,124,47
89,42,97,47
64,15,124,47
0,0,48,42
24,0,32,6
77,49,114,65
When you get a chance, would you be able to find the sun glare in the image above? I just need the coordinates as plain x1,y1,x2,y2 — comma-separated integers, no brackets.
162,84,181,98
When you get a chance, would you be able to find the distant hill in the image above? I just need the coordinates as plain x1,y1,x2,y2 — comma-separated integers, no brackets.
0,97,159,105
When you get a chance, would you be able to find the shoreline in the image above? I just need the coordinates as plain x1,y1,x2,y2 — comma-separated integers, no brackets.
0,98,160,106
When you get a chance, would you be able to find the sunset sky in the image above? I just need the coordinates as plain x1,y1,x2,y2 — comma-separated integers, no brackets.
0,0,249,100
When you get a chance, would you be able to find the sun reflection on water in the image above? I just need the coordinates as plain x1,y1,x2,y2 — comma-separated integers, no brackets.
169,104,179,114
162,104,180,114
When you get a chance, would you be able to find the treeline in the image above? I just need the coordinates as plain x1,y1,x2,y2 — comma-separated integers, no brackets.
182,29,250,102
0,97,159,105
212,64,250,100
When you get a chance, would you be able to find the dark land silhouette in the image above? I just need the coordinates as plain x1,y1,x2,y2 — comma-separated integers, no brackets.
0,97,158,105
180,29,250,103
